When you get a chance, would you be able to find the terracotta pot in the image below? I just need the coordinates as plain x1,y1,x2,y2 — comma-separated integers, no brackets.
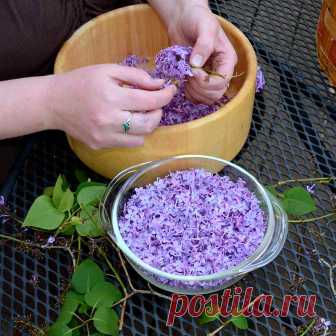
54,4,257,178
317,0,336,86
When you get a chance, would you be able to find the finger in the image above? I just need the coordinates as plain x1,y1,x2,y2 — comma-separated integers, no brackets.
188,79,225,102
185,84,218,105
118,110,163,135
190,21,217,67
213,31,238,83
110,64,165,90
121,85,177,111
192,68,228,91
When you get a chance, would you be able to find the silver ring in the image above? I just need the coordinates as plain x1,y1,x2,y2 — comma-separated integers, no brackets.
122,116,132,134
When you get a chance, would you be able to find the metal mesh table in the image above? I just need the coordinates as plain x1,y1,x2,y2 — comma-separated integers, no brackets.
1,0,335,335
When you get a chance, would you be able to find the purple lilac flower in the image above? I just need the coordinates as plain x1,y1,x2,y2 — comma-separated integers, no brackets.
160,82,229,126
47,236,56,245
121,55,148,67
0,196,4,206
154,45,193,80
313,317,331,334
119,169,266,289
306,184,316,194
256,66,266,93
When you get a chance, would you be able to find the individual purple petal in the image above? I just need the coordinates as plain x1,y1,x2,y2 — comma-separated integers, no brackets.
0,195,4,206
120,55,148,67
306,184,316,194
256,66,266,93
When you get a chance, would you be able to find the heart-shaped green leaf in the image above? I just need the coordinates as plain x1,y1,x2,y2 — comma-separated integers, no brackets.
76,206,104,237
58,188,74,213
23,195,65,230
77,186,106,207
93,307,119,335
71,259,104,294
76,181,106,195
52,175,66,209
56,291,82,325
85,281,122,308
231,315,248,330
282,187,316,216
48,322,72,336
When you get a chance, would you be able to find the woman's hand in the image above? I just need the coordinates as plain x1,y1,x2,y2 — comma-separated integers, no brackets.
158,1,238,104
49,64,176,149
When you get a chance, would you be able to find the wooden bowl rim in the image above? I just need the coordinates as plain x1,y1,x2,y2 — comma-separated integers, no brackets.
54,4,257,134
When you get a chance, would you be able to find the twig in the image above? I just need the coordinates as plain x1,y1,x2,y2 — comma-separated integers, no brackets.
319,258,336,298
273,177,336,187
119,300,127,331
0,233,76,269
76,237,81,268
116,247,136,292
289,213,336,224
207,320,231,336
298,318,316,336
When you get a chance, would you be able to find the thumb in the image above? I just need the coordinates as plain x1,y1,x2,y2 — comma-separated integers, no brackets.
112,65,165,90
190,26,216,68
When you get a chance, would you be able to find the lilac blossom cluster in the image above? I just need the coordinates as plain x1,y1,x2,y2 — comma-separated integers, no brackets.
154,45,194,80
120,55,148,68
119,169,266,289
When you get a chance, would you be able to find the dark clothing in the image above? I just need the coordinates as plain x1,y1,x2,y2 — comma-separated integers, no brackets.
0,0,140,80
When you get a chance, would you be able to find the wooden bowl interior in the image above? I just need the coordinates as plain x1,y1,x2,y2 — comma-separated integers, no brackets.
55,4,249,100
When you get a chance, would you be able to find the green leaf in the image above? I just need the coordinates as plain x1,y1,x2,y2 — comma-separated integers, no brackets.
59,223,75,236
76,205,104,237
76,181,106,195
85,281,123,308
43,186,54,197
78,302,90,315
48,322,72,336
77,185,106,206
230,315,248,330
74,169,89,183
93,307,119,335
91,334,104,336
198,305,220,325
67,319,81,336
53,175,66,209
23,195,65,230
58,188,74,213
282,187,316,216
71,259,104,294
56,291,81,325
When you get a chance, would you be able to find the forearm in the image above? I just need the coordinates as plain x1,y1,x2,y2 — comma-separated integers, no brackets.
148,0,209,26
0,76,54,139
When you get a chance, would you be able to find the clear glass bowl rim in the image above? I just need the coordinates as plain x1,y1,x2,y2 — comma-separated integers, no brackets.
109,155,276,282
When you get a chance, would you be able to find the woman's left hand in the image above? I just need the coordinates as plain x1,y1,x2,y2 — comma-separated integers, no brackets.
167,4,238,104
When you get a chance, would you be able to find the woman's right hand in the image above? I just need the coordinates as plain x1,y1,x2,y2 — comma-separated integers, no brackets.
48,64,176,149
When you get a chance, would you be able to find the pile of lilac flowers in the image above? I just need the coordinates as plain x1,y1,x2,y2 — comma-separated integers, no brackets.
122,46,266,126
119,169,266,289
121,45,230,126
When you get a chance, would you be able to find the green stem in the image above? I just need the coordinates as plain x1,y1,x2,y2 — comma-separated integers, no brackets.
76,237,81,268
97,246,127,295
298,318,316,336
191,65,226,79
273,177,336,187
66,319,93,335
289,212,336,224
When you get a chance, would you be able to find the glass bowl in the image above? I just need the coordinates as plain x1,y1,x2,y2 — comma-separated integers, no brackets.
100,155,288,295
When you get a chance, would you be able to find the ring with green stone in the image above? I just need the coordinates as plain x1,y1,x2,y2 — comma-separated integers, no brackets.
122,117,132,134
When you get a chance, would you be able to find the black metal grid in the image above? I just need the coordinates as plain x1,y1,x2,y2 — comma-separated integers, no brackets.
1,0,336,335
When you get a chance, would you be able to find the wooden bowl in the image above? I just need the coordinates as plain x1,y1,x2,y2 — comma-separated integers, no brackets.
54,4,257,178
317,0,336,86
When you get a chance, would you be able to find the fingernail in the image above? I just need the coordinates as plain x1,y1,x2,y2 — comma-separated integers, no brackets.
155,78,165,85
191,54,204,67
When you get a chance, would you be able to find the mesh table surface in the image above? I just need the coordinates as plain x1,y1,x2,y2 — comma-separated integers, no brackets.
1,0,336,335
